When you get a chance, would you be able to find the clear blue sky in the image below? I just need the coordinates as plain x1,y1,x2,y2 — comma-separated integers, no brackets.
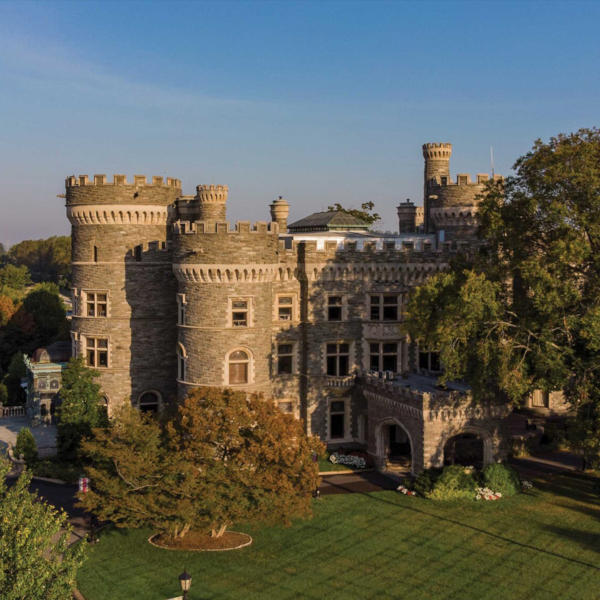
0,0,598,246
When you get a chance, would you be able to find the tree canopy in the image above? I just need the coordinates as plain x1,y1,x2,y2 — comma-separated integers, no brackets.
57,358,107,461
79,388,324,539
405,128,600,460
6,236,71,287
327,201,381,226
0,459,86,599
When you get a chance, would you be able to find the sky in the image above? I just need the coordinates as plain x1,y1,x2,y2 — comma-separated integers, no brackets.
0,0,599,246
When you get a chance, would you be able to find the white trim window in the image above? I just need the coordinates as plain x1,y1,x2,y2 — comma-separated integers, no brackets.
370,294,400,321
85,337,108,368
229,298,251,328
177,294,187,326
326,343,350,376
85,291,108,317
369,342,399,373
276,295,295,322
276,343,294,375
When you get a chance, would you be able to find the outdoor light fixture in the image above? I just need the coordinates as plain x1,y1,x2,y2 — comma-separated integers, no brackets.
179,569,192,599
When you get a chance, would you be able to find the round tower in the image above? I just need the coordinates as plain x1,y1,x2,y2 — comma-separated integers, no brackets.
172,217,279,400
66,174,181,413
269,197,290,232
422,143,452,232
195,184,228,223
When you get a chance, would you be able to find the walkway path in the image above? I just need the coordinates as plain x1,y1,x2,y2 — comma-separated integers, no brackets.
0,416,57,458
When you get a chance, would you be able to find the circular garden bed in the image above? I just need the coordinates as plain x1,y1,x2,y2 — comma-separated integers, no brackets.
148,531,252,552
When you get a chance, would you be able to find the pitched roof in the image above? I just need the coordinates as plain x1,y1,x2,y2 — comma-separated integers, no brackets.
287,211,370,232
31,341,71,364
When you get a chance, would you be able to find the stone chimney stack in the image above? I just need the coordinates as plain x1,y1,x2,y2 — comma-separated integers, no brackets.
397,199,419,234
270,196,290,232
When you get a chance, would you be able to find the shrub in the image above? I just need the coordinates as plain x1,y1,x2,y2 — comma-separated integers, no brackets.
481,463,521,497
14,427,37,467
413,467,442,497
428,465,476,500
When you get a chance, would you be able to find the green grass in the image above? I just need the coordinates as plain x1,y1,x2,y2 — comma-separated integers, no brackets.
77,471,600,600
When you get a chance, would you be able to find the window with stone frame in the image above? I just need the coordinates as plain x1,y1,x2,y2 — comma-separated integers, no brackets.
231,298,250,327
327,295,343,321
228,349,250,384
370,294,400,321
326,342,350,376
138,391,160,413
369,341,399,373
329,400,346,439
277,343,294,375
276,295,294,321
86,337,108,368
177,294,186,326
85,292,108,317
177,344,187,380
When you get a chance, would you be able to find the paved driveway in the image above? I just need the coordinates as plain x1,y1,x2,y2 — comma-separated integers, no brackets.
0,416,57,457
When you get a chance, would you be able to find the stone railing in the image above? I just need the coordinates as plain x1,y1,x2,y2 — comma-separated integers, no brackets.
0,406,25,418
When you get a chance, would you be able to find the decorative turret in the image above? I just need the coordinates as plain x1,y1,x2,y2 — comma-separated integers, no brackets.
195,184,228,223
270,196,290,232
397,199,424,234
422,143,452,232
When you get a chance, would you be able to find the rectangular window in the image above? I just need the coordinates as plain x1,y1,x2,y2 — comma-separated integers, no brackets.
330,400,346,439
370,342,398,373
277,343,294,375
134,245,142,261
370,294,399,321
177,295,186,326
231,299,249,327
93,246,98,262
326,343,350,376
277,296,294,321
86,292,107,317
86,337,108,368
328,296,343,321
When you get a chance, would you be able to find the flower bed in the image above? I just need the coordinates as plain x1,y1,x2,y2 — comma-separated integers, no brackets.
475,486,502,501
396,484,417,496
329,452,367,469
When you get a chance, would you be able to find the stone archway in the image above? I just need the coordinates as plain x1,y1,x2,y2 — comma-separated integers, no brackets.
442,426,494,468
374,418,415,474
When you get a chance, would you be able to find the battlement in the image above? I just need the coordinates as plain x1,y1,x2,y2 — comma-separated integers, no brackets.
422,143,452,160
173,220,280,235
65,174,182,188
428,173,503,187
195,184,228,203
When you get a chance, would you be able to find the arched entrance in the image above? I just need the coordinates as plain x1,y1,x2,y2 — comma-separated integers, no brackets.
444,433,484,469
375,418,413,473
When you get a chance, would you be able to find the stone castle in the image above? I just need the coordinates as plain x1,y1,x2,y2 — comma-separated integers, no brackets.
64,143,516,473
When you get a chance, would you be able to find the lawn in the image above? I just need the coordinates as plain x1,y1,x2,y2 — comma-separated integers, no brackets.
77,471,600,600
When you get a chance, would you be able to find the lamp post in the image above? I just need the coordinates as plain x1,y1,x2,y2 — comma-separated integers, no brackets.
179,569,191,600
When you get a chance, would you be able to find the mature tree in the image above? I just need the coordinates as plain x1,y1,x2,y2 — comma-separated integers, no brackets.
0,264,31,293
79,388,324,540
327,201,381,226
8,236,71,286
0,295,16,327
22,283,68,343
406,128,600,462
3,352,27,405
57,358,107,461
0,459,86,599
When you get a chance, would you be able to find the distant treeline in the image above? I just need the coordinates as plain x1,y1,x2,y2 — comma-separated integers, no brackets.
0,236,71,288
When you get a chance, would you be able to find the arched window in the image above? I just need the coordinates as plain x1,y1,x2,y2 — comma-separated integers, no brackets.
177,343,187,381
98,396,109,420
138,391,160,414
228,349,249,385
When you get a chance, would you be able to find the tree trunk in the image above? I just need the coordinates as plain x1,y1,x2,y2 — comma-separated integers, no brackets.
178,523,191,539
210,524,227,538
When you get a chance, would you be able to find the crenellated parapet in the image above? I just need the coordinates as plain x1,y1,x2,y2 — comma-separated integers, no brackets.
65,174,182,209
173,220,279,235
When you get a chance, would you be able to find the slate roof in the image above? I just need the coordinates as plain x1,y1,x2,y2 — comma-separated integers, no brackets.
287,211,370,232
31,341,71,364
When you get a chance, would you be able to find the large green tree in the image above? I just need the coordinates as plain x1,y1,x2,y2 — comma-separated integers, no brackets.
327,201,381,226
8,236,71,287
0,459,86,599
406,128,600,462
79,388,324,540
57,358,107,461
